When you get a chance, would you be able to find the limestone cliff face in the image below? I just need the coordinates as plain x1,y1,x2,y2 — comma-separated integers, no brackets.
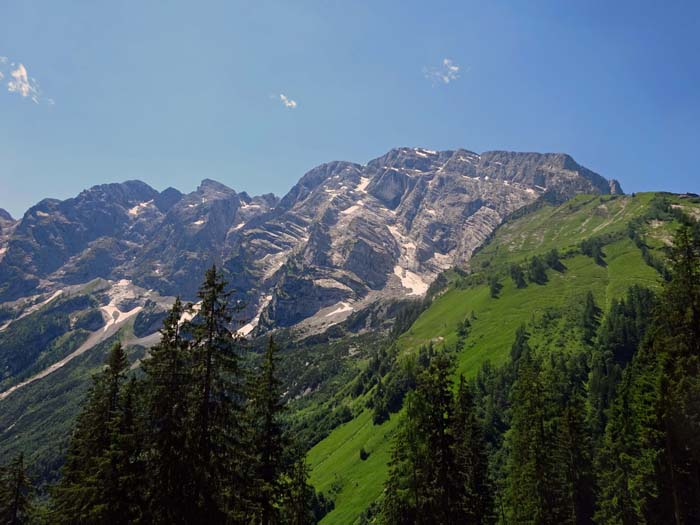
0,147,621,336
243,147,620,333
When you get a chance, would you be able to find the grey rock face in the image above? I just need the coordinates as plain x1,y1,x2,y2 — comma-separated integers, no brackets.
0,210,16,267
0,147,621,337
154,187,183,212
234,147,621,332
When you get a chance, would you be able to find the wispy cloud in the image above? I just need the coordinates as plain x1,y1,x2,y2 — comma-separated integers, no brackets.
8,64,37,100
423,58,461,85
0,56,51,104
279,93,297,109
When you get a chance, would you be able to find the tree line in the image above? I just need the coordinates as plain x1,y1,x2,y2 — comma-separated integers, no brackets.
379,224,700,524
1,266,331,524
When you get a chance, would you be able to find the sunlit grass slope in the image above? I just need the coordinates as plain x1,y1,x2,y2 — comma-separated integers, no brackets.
308,192,698,524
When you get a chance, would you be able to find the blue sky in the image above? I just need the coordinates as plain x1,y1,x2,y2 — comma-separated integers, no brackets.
1,0,698,218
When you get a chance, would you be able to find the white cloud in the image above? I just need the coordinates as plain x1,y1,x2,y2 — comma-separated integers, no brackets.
1,57,51,104
8,64,34,98
424,58,461,85
279,93,297,109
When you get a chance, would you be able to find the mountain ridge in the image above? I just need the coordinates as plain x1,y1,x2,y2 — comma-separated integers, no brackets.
0,148,621,339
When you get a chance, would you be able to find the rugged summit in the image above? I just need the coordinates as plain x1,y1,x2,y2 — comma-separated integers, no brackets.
0,209,13,222
0,148,621,339
0,209,16,265
229,148,621,332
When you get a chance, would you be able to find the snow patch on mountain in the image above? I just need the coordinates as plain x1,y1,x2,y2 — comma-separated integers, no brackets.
356,177,371,193
238,295,272,336
414,148,437,158
325,302,354,317
342,201,364,215
128,200,154,217
179,302,202,325
393,266,429,296
101,303,143,332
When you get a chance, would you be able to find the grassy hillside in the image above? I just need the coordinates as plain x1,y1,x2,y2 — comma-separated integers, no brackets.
469,193,656,269
307,192,699,524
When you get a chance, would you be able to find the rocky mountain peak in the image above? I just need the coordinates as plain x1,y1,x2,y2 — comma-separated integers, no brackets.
154,187,183,212
0,209,15,259
0,146,625,335
77,180,160,207
278,161,361,211
367,147,452,173
477,151,623,195
197,179,236,196
251,193,280,208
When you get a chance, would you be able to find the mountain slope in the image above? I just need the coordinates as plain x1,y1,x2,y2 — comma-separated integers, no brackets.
0,148,620,332
249,148,621,332
0,148,619,397
0,147,623,493
305,192,698,524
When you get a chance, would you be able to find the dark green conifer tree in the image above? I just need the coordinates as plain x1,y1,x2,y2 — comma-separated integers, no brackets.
654,225,700,523
510,263,527,288
506,351,559,524
415,353,456,522
99,377,147,523
51,342,131,523
554,391,595,525
248,337,288,525
0,453,33,524
284,458,317,525
187,265,244,522
382,353,484,524
581,291,601,345
457,317,471,339
587,285,656,448
381,391,421,525
580,238,606,266
452,376,494,524
141,298,195,524
546,248,566,272
528,255,549,284
510,323,531,363
594,349,667,524
372,375,390,425
488,275,502,298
